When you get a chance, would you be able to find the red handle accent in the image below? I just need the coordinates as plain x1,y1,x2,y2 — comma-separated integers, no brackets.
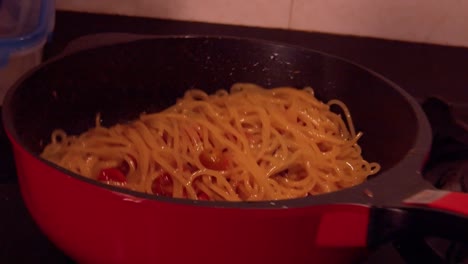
315,205,370,247
404,190,468,216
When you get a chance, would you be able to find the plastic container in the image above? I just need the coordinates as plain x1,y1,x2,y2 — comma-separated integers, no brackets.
0,0,55,104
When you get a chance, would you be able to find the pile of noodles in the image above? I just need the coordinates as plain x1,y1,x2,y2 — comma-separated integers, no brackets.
41,83,380,201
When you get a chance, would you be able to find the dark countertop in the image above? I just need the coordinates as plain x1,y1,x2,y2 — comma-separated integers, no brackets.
1,10,467,263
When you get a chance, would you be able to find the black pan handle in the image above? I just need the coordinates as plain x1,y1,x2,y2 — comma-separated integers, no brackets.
316,191,467,262
368,206,468,249
369,190,468,263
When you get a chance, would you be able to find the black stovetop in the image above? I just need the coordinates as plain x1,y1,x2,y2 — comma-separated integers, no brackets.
1,11,467,264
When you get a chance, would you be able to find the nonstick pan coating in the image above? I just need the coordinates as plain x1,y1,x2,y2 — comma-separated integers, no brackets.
3,35,431,207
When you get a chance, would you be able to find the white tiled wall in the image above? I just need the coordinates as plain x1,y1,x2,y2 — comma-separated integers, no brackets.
56,0,468,48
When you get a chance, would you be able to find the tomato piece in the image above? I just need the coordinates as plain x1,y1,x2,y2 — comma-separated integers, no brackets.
98,168,127,183
199,149,229,171
197,192,210,201
151,173,173,197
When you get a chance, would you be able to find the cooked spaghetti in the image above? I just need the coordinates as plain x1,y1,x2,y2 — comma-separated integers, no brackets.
41,83,380,201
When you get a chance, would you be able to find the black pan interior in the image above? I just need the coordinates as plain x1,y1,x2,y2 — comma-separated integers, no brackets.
6,36,418,173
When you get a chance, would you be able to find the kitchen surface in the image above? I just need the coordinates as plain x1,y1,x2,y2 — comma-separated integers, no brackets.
1,3,468,264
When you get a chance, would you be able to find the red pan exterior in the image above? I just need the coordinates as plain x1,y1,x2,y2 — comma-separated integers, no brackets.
10,136,370,264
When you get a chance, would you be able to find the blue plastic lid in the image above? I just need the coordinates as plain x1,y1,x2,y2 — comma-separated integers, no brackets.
0,0,55,66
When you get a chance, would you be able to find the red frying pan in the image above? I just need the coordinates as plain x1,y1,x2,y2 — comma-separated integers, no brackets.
2,34,467,264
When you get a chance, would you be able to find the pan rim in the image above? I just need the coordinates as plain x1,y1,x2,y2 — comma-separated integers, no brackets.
1,34,433,209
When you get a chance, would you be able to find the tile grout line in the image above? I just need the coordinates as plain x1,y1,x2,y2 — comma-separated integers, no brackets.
287,0,295,29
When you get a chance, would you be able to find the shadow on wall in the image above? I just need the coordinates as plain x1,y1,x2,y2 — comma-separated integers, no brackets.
56,0,468,48
55,0,291,29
